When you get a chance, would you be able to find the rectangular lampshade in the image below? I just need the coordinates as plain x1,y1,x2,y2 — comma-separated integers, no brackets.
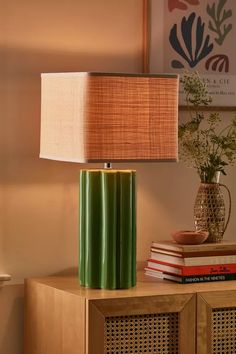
40,72,178,163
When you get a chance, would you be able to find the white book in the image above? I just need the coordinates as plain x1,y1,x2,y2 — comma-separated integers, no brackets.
150,251,236,266
144,268,164,279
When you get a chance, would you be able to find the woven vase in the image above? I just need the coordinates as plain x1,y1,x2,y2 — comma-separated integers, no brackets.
194,182,231,243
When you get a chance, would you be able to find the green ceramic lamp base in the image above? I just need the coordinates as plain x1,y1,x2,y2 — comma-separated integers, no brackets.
79,169,136,289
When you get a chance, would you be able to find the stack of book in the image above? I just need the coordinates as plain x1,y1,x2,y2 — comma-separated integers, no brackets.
145,240,236,284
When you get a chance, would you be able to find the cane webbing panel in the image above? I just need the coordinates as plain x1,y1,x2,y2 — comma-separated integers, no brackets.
104,313,179,354
212,307,236,353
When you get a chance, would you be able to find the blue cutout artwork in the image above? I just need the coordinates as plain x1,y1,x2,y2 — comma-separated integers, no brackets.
169,12,214,68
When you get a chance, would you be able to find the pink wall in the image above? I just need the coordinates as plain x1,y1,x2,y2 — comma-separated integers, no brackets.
1,1,236,353
0,1,143,353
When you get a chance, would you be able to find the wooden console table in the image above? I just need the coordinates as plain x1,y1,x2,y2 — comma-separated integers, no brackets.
24,272,236,354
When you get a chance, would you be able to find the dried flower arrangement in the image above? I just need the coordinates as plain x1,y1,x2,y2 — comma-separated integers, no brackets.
179,71,236,183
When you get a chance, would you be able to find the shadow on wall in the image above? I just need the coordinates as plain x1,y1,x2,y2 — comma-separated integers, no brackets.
0,285,24,354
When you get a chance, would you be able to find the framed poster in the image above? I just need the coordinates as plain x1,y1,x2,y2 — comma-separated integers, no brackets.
147,0,236,109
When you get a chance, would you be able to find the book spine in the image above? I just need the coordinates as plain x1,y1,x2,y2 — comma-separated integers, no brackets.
182,264,236,276
150,252,184,265
151,247,236,258
173,274,236,284
151,242,236,253
150,252,236,266
147,261,236,276
184,255,236,266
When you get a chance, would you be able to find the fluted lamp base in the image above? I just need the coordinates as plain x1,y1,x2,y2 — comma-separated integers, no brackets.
79,169,136,289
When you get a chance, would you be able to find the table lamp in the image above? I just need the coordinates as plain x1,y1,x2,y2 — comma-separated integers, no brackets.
40,72,178,289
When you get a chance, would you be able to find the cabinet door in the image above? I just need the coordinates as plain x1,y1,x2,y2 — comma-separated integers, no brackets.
197,290,236,354
87,293,195,354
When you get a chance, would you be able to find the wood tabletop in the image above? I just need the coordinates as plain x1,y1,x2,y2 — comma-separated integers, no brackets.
25,271,236,300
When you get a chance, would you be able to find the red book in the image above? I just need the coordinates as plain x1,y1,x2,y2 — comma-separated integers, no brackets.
147,259,236,276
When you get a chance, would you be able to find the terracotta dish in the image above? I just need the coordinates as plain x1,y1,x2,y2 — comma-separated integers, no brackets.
171,230,209,245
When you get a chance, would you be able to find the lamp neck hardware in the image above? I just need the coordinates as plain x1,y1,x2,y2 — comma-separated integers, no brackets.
104,162,112,169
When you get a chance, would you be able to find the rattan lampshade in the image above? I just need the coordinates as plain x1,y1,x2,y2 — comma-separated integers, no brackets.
40,72,178,163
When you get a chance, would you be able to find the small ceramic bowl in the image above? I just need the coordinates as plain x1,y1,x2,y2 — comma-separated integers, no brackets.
171,230,209,245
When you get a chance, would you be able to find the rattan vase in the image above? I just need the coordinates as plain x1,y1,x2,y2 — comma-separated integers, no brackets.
194,181,231,243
